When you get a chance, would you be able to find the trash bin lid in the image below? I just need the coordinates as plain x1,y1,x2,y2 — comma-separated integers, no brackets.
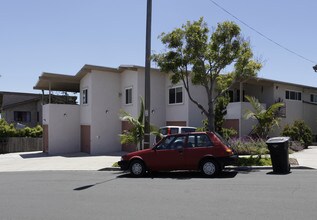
266,137,290,144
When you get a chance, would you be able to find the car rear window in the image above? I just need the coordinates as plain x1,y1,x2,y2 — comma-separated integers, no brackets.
159,128,179,135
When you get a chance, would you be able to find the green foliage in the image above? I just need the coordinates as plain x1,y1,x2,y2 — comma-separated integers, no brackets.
153,17,262,132
282,120,312,148
0,119,42,138
215,95,230,134
119,97,158,150
119,97,145,149
244,96,284,138
237,157,272,166
221,128,238,140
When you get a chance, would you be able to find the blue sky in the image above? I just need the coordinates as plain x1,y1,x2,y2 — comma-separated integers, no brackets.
1,0,317,93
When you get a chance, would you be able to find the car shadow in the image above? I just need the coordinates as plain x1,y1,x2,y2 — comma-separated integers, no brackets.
116,170,238,179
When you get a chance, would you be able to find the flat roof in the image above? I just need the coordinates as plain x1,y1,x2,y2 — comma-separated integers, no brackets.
33,64,317,92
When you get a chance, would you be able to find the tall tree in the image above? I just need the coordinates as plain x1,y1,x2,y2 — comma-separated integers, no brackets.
153,18,262,131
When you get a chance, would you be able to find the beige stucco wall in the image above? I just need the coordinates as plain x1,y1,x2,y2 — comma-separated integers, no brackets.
89,70,122,154
43,104,80,154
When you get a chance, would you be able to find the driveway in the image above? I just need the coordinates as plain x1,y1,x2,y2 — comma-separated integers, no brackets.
0,151,123,172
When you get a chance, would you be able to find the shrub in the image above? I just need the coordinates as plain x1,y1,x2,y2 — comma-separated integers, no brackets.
229,137,269,156
0,119,42,138
237,157,272,166
281,120,312,148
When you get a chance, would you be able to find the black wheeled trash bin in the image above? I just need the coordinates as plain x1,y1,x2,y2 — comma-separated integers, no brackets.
266,137,290,174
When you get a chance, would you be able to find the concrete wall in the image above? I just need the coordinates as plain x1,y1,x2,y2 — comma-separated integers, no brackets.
43,104,80,154
120,69,139,118
90,70,121,154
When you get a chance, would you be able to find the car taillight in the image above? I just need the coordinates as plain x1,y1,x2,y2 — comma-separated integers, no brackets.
168,127,171,134
225,148,233,154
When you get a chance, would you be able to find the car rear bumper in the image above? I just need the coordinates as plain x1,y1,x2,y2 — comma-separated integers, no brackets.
118,160,129,170
218,155,238,166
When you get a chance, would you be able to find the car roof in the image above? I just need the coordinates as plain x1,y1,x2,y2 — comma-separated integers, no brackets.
159,126,197,129
164,131,211,137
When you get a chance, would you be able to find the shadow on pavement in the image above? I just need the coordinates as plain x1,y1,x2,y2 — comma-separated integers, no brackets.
266,171,291,175
116,170,238,179
19,151,125,159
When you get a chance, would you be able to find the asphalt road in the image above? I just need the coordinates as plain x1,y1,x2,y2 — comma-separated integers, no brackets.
0,170,316,220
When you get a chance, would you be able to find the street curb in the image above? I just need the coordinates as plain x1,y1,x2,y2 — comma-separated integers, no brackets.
102,165,316,172
224,165,316,171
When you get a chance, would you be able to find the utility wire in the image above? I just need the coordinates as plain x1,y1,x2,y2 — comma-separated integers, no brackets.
208,0,316,64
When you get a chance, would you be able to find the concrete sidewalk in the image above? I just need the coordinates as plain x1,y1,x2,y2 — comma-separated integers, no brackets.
0,151,123,172
0,146,316,172
291,145,317,169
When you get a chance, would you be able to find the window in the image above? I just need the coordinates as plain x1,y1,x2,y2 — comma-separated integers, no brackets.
156,135,186,150
14,111,31,122
125,87,132,104
82,89,88,104
187,134,213,148
285,90,301,101
311,94,317,103
169,87,183,104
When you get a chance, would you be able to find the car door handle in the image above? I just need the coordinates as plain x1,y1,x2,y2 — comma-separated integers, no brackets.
177,148,183,153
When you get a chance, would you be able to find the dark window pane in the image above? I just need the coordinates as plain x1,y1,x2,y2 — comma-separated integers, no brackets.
169,88,175,104
297,92,301,101
176,87,182,103
286,91,289,99
82,89,88,104
125,88,132,104
170,128,179,134
290,91,295,100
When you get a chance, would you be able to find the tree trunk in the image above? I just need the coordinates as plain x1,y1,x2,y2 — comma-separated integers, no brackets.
207,106,215,132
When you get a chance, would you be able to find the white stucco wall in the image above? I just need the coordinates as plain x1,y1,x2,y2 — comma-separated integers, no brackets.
120,69,139,118
187,85,207,127
90,70,122,154
165,75,188,124
43,104,80,154
139,68,166,128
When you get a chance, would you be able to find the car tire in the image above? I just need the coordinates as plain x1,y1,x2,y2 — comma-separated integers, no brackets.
129,160,146,177
201,159,219,177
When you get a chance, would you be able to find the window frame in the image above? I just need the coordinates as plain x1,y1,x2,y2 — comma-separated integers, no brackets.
168,86,183,105
285,90,302,101
310,94,317,103
82,88,88,105
125,87,133,105
14,111,31,123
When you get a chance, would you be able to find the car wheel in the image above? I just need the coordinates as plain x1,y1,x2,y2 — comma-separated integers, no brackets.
201,159,219,177
130,160,146,177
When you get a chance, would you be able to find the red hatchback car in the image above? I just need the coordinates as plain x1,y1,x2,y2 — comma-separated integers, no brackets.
118,132,237,177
